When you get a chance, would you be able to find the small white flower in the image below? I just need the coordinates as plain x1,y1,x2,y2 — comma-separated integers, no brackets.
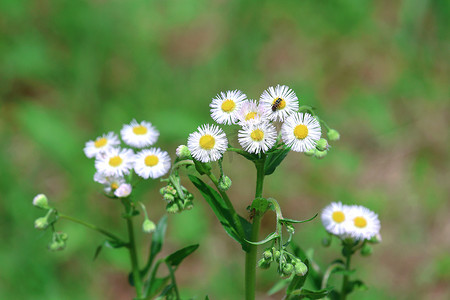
346,205,381,241
210,90,247,125
187,124,228,162
94,172,126,194
175,145,191,159
114,183,132,198
121,120,159,148
321,202,351,236
238,122,277,154
260,85,299,122
84,132,120,159
95,148,135,177
281,113,321,152
134,148,171,179
237,100,267,126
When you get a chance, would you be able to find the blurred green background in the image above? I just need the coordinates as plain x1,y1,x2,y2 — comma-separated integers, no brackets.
1,0,449,299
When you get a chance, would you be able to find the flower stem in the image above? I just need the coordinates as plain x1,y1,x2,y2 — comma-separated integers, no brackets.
340,252,352,300
245,157,266,300
57,213,126,245
126,216,143,299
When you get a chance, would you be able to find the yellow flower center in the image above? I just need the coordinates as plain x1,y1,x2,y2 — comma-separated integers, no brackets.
111,183,119,190
294,125,308,139
94,137,107,148
109,156,123,167
272,98,286,110
133,125,148,135
250,129,264,142
221,100,236,113
144,155,159,167
245,111,257,120
332,211,345,223
199,134,215,150
354,216,367,228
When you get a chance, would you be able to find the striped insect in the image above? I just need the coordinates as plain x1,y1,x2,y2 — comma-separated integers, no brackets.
272,98,283,112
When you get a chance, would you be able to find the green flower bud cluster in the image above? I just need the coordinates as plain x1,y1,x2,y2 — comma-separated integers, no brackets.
218,175,232,191
160,184,194,214
48,231,68,251
258,247,308,278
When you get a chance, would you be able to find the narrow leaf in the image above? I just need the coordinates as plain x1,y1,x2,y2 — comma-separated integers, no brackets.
288,287,333,299
264,146,290,175
165,244,199,267
268,279,290,295
150,215,168,262
146,276,170,299
246,232,279,245
280,213,318,224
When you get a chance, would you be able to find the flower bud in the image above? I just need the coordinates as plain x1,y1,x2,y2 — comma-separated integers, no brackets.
314,149,328,159
163,193,175,202
34,217,49,230
327,129,340,141
282,263,294,275
159,187,166,195
263,250,273,261
48,240,65,251
176,145,191,160
294,261,308,276
316,138,329,151
166,186,177,195
58,232,69,241
257,258,271,269
360,244,373,256
142,219,156,233
304,148,315,157
286,224,295,234
114,183,132,198
368,233,382,244
273,249,281,262
218,175,232,191
166,202,180,214
33,194,49,209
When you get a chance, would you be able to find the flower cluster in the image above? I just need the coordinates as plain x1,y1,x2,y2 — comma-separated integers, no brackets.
321,202,381,241
258,246,308,278
187,85,335,162
84,119,171,197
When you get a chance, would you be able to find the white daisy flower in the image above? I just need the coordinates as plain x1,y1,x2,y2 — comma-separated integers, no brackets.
321,202,351,236
238,122,277,154
210,90,247,125
187,124,228,162
93,172,126,194
237,100,267,126
121,120,159,148
114,183,132,198
95,148,135,177
260,85,299,122
134,148,171,179
83,132,120,159
346,205,381,241
281,113,321,152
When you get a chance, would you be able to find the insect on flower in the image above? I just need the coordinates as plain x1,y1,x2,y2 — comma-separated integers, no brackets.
272,98,283,112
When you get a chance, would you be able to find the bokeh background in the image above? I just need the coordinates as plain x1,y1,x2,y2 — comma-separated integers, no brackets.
1,0,449,299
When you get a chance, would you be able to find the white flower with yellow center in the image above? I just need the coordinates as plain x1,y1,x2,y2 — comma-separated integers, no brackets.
121,120,159,148
84,132,120,159
281,113,321,152
237,100,266,126
260,85,299,122
94,172,126,194
210,90,247,125
134,148,171,179
346,205,381,240
95,148,135,177
321,202,350,236
238,122,277,154
187,124,228,162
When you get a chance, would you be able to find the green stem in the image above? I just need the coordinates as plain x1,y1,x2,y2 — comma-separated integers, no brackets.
245,158,266,300
57,214,126,245
341,253,352,300
321,263,343,289
166,261,181,300
126,217,143,299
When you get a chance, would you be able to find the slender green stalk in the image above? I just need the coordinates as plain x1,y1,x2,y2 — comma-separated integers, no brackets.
245,158,266,300
126,217,143,299
341,252,352,300
57,214,126,244
166,261,181,300
321,263,343,289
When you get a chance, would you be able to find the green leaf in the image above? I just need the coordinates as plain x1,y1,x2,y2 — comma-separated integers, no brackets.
193,160,211,175
156,284,174,298
145,276,170,299
348,280,368,293
264,146,290,175
93,239,127,260
332,268,356,276
189,175,248,251
268,278,290,295
286,260,309,294
150,215,168,264
246,232,279,245
288,287,333,299
165,244,199,267
280,213,318,224
250,197,271,215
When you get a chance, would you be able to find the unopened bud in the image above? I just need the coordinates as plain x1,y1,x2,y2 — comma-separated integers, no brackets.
163,193,175,202
176,145,191,160
48,240,65,251
258,258,271,269
58,232,69,241
34,217,49,230
114,183,132,198
33,194,49,209
263,250,273,261
304,148,315,157
327,129,340,141
360,244,373,256
294,261,308,276
369,233,382,244
166,202,180,214
316,138,329,151
142,219,156,233
273,249,281,261
286,224,295,234
218,175,232,191
282,263,294,275
314,149,328,159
